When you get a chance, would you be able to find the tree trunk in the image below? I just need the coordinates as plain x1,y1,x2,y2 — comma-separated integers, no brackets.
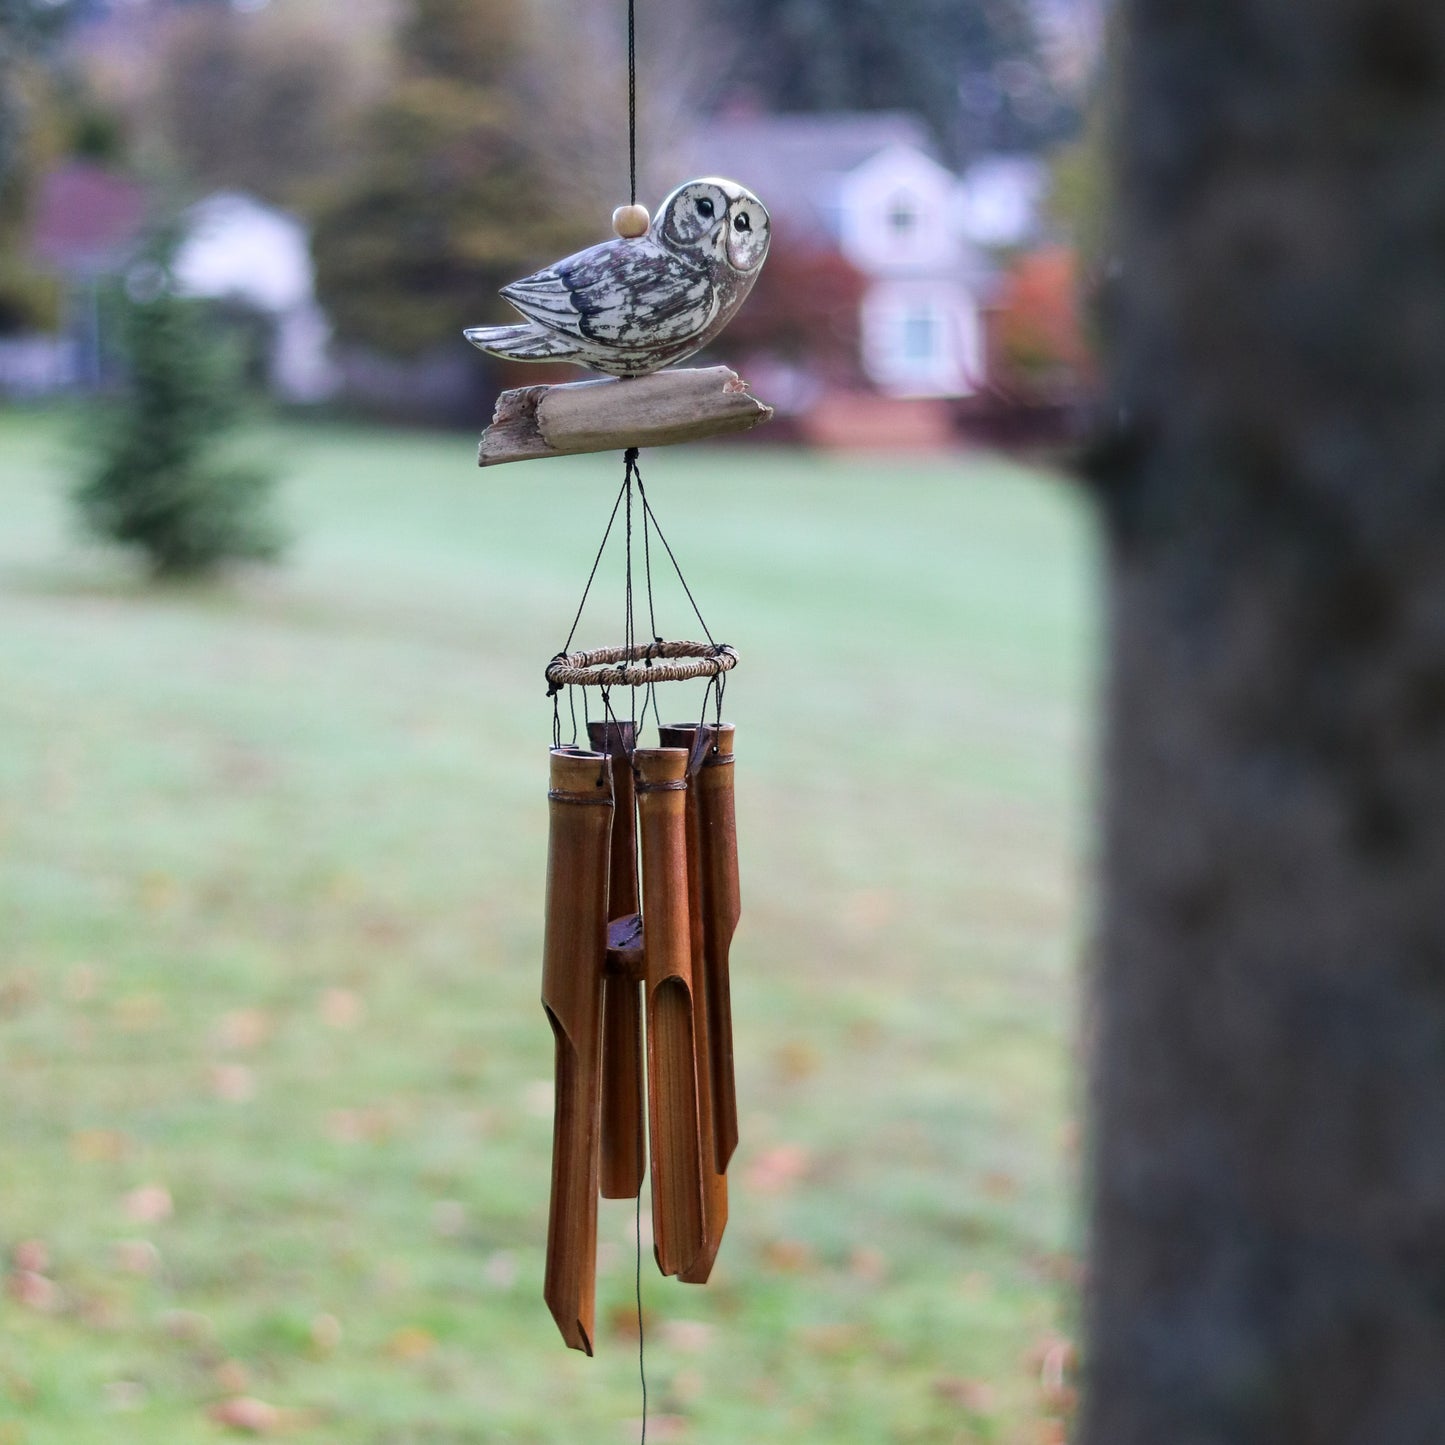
1082,3,1445,1443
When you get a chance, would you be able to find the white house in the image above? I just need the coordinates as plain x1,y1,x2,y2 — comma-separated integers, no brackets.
678,113,1037,401
173,192,340,404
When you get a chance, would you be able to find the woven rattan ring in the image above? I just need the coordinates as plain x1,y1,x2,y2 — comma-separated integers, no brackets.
546,640,738,690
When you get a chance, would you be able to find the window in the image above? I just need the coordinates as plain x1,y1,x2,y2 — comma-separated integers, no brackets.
888,194,919,235
901,307,938,363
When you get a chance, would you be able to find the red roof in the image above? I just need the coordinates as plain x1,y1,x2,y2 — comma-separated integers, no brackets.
29,162,149,275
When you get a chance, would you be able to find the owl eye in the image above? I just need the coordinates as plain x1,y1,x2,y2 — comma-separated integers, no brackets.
734,213,752,233
695,197,715,219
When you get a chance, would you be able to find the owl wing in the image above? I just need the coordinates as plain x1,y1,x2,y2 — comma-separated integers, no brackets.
500,240,717,348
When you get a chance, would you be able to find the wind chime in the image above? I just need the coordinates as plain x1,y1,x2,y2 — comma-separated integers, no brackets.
464,0,772,1356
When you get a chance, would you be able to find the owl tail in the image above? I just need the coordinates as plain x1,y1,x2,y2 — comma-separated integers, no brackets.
464,323,579,363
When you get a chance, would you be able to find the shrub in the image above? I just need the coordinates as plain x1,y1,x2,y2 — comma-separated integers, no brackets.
74,245,283,579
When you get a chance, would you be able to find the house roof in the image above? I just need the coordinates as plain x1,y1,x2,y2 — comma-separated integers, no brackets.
29,162,149,276
674,112,939,246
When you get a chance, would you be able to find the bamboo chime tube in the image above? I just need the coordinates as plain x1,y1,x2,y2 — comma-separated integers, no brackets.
661,728,734,1283
634,746,707,1277
587,719,646,1199
662,722,741,1172
540,747,613,1355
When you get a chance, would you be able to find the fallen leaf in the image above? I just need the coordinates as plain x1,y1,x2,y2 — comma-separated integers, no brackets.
138,872,179,913
7,1271,61,1313
959,1270,992,1299
431,1200,466,1237
65,965,99,1002
772,1041,821,1083
385,1326,436,1361
114,994,167,1032
215,1009,271,1052
798,1324,861,1357
483,1251,517,1290
215,1361,251,1394
623,1414,687,1442
123,1184,173,1224
208,1396,279,1434
325,1107,394,1144
1039,1335,1079,1413
104,1381,147,1412
671,1367,704,1404
70,1129,129,1163
523,1079,554,1118
659,1319,712,1354
11,1240,48,1273
319,988,365,1030
78,1293,122,1330
211,1063,257,1103
844,887,896,930
759,1238,815,1274
744,1143,811,1195
848,1245,887,1283
161,1309,213,1341
112,1239,159,1275
933,1377,994,1412
0,969,39,1016
981,1170,1018,1201
310,1313,342,1355
607,1301,655,1342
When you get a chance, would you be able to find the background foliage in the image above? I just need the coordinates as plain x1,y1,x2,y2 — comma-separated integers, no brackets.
308,0,595,357
73,244,282,578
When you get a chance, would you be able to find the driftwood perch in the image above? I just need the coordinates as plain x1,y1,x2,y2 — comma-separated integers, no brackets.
478,366,773,467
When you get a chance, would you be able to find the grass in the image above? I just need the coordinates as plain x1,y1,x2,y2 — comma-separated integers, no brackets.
0,408,1097,1445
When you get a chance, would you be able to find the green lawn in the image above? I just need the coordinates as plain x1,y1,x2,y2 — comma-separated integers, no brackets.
0,409,1097,1445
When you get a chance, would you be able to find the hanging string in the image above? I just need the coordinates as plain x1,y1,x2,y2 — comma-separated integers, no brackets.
635,471,718,648
624,449,638,731
627,0,638,207
625,2,646,1399
557,472,630,662
636,1188,648,1445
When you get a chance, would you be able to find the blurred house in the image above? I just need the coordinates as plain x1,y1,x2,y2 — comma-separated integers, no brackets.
16,171,339,404
173,193,340,405
17,160,148,393
678,113,1045,446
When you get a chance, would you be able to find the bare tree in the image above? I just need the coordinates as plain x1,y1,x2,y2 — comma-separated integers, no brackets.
1081,2,1445,1442
519,0,738,217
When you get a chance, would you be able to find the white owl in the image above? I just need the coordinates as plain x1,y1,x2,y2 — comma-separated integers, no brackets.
464,178,770,378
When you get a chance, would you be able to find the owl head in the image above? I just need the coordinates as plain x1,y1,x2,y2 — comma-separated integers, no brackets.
655,178,770,274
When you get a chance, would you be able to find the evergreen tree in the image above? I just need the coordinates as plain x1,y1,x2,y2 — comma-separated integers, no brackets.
75,243,282,578
309,0,593,358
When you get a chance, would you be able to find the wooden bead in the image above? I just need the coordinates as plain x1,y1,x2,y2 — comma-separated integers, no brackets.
612,204,650,239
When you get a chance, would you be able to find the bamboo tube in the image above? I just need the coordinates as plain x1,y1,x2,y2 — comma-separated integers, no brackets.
664,723,740,1172
699,723,741,1171
634,747,706,1277
587,719,646,1200
658,723,729,1284
541,747,613,1355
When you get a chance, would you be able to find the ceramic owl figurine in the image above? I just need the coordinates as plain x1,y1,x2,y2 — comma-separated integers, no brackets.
464,178,770,378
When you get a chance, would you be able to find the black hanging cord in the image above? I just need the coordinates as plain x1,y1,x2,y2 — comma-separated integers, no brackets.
558,471,630,662
627,0,638,207
635,472,717,648
624,448,638,728
636,1188,648,1445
